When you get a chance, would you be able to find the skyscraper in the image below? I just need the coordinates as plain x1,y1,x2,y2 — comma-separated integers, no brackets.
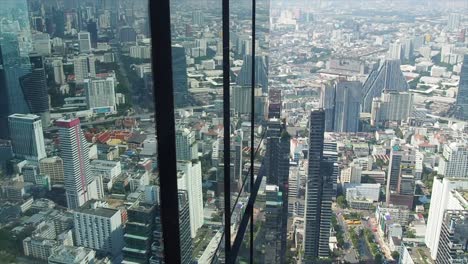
39,156,65,185
52,60,66,85
178,190,194,264
362,59,408,113
386,145,416,208
388,41,402,61
177,160,204,238
447,13,461,32
57,118,98,209
320,83,335,132
303,110,334,261
74,55,96,83
438,142,468,178
435,210,468,264
175,127,198,161
455,55,468,120
123,204,157,263
333,81,361,133
84,77,116,113
371,91,414,126
8,114,46,161
425,178,468,260
264,119,290,263
78,32,92,53
172,45,189,107
236,55,269,93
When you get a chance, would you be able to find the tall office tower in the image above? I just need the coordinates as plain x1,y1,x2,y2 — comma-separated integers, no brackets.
84,77,116,113
455,56,468,120
268,88,282,119
175,127,198,161
388,41,402,61
8,114,46,162
57,118,97,209
303,110,333,261
438,142,468,178
264,119,290,263
78,32,92,53
86,20,98,48
20,55,50,126
52,60,66,85
320,83,335,132
191,10,204,25
425,177,468,260
333,81,361,133
232,85,263,115
119,26,137,43
178,190,194,264
172,45,189,107
177,160,204,238
236,55,269,93
386,145,416,208
264,185,283,264
74,55,96,83
362,59,408,113
371,91,414,126
123,203,157,263
74,202,124,257
435,210,468,264
402,38,414,61
447,13,461,32
39,157,64,185
32,33,51,56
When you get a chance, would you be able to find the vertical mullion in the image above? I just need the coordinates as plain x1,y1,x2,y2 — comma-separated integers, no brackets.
149,1,181,263
223,0,231,262
250,0,256,262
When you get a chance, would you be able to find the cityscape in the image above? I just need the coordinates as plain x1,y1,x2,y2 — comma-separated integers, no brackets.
0,0,467,264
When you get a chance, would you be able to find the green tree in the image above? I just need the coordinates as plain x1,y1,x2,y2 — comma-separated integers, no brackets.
392,251,400,261
337,195,347,208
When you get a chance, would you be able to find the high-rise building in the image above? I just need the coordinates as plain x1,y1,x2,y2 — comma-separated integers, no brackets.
123,203,157,263
8,114,46,161
303,110,334,261
264,185,283,264
447,13,461,32
362,60,408,113
388,41,402,61
425,177,468,260
172,45,189,107
74,55,96,83
264,119,290,263
333,81,361,133
268,89,282,119
455,55,468,120
402,38,414,61
84,77,116,113
386,145,416,207
73,201,124,257
52,60,66,85
435,210,468,264
39,157,65,185
232,86,263,115
178,190,193,264
56,118,98,209
177,160,204,238
236,55,269,93
78,32,92,53
438,142,468,178
320,83,335,132
175,127,198,161
86,20,98,48
371,91,414,126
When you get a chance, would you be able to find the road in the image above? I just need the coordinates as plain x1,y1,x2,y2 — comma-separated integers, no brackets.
367,216,393,260
334,207,360,263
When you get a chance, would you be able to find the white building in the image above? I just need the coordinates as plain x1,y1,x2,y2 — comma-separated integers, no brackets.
73,202,124,257
48,245,96,264
129,45,151,59
177,160,204,238
52,60,66,85
57,118,99,209
388,41,402,61
438,142,468,178
8,114,47,161
23,237,57,260
33,33,51,55
371,91,414,125
345,183,381,202
425,177,468,260
78,32,92,53
85,77,116,113
89,160,121,180
176,127,198,161
74,55,96,83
